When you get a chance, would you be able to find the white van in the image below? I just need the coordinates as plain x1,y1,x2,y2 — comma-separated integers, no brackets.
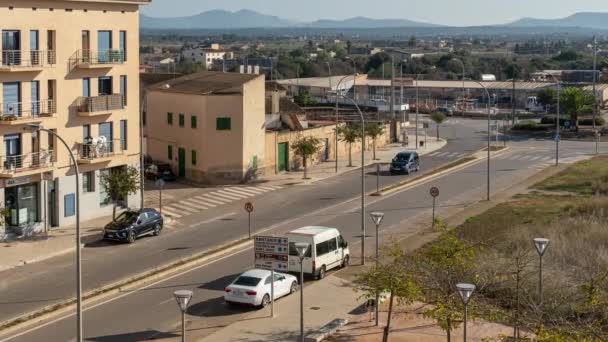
286,226,350,279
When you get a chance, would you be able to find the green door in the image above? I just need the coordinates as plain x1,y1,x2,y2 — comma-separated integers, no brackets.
178,148,186,177
278,143,288,172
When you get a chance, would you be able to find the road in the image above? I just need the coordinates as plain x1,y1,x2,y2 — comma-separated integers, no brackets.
1,121,603,341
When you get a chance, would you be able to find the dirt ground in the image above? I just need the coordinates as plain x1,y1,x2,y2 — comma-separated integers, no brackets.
328,302,515,342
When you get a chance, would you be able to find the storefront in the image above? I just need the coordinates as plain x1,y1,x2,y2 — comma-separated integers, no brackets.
4,177,40,229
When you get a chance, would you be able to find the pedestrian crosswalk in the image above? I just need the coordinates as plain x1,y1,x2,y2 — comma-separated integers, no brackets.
155,185,283,219
493,154,553,162
427,151,470,158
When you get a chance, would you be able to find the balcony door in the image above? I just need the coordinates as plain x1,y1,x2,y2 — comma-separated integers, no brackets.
99,122,113,153
97,31,111,63
2,30,20,65
2,82,21,116
4,134,22,169
81,31,90,63
30,30,39,65
31,81,40,116
98,77,112,96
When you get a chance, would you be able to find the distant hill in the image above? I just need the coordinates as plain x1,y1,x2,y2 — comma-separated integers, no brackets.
310,16,440,28
507,12,608,30
140,9,295,29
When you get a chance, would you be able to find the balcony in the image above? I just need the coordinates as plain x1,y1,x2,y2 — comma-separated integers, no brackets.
76,95,124,116
69,49,125,69
0,50,55,72
0,100,56,125
0,150,54,178
77,139,125,164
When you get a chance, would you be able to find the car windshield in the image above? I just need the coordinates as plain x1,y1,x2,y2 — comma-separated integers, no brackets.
114,211,139,224
233,276,262,287
395,153,411,161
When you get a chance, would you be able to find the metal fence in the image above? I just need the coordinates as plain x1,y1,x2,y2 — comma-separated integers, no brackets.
78,140,124,160
0,50,56,67
69,49,125,68
0,100,56,119
0,150,54,173
76,95,124,113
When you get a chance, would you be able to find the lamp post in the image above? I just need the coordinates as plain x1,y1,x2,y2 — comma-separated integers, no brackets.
370,211,385,326
334,74,356,173
533,238,550,306
173,290,193,342
25,124,82,341
295,242,310,342
470,81,492,201
456,283,476,342
544,73,561,166
451,58,466,114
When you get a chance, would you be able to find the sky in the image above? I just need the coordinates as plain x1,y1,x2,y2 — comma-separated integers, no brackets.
141,0,608,26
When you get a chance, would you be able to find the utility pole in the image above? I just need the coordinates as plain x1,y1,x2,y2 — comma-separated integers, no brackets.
390,55,396,142
592,36,599,154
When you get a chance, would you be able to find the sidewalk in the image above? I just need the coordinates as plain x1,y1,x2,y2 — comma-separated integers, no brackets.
196,275,361,342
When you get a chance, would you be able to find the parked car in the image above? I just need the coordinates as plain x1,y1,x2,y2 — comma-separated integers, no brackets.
145,163,176,181
286,226,350,280
390,151,420,175
103,208,163,243
224,269,298,308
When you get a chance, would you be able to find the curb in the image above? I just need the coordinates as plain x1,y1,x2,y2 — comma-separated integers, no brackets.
0,237,253,336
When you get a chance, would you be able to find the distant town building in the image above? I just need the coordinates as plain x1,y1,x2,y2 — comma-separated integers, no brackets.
181,44,235,69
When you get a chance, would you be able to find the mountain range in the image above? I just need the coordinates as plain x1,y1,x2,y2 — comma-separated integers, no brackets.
140,9,608,30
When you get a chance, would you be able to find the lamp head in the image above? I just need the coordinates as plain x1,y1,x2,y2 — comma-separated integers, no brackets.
173,290,193,313
295,242,309,259
370,211,385,226
456,283,476,305
533,238,550,257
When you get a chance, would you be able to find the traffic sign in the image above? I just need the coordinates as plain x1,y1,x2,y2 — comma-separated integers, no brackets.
430,187,440,198
155,179,166,188
254,236,289,271
564,120,571,128
554,134,561,142
244,202,254,213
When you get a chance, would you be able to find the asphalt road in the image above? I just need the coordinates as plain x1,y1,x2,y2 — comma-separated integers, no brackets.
1,123,604,341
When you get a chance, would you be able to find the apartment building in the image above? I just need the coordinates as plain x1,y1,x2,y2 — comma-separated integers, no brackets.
0,0,148,238
181,44,235,69
145,71,265,184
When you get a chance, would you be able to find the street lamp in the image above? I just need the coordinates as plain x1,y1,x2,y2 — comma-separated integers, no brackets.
24,124,82,341
334,74,357,173
369,211,384,326
451,58,467,114
173,290,193,342
533,238,550,305
470,81,492,201
295,242,310,342
544,73,561,166
456,283,476,342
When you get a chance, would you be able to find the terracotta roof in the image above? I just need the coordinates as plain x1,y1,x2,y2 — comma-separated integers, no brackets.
147,71,262,95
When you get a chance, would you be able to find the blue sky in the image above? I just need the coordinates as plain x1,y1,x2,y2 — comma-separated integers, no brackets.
141,0,608,26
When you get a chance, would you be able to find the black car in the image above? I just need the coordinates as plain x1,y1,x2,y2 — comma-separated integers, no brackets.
103,208,164,243
145,163,177,182
390,151,420,175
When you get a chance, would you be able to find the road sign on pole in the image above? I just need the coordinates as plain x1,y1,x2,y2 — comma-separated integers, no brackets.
430,187,439,229
245,202,254,239
155,179,166,216
254,236,289,318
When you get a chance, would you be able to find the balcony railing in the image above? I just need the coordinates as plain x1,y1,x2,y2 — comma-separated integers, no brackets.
0,100,56,122
0,150,54,175
69,49,125,68
77,139,124,162
0,50,55,69
76,95,124,114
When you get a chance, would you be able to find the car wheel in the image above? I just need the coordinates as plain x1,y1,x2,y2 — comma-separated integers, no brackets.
153,223,162,236
260,294,270,308
342,255,350,268
317,265,326,280
127,231,136,244
290,281,298,294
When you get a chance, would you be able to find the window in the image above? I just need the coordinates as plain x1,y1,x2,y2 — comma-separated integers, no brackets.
179,113,184,127
327,238,337,253
120,120,127,151
143,111,146,126
167,112,173,125
316,240,330,257
83,171,95,192
191,115,197,129
167,145,172,160
82,78,90,97
191,150,197,165
98,122,113,152
99,169,110,206
64,193,75,217
98,76,112,96
97,31,112,63
119,31,126,61
3,82,21,115
120,75,127,105
31,81,40,115
216,117,231,130
46,30,55,64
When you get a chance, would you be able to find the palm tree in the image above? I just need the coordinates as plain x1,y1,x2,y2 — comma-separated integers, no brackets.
337,124,361,167
291,136,322,179
365,123,386,160
430,112,447,141
561,87,594,131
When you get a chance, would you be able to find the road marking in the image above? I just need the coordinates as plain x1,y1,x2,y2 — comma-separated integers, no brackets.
222,187,256,197
189,212,237,228
196,195,228,205
539,156,551,161
529,156,540,161
180,199,209,210
255,185,282,191
210,192,239,201
185,197,216,208
435,152,448,157
234,187,265,195
428,152,441,156
159,208,183,218
218,189,249,199
167,205,198,214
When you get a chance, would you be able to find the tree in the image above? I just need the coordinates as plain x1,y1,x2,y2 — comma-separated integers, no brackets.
100,166,140,220
561,87,594,131
537,88,557,108
408,35,417,48
365,123,386,160
291,136,322,179
354,242,420,342
337,124,361,167
346,40,352,55
430,112,447,141
294,91,313,107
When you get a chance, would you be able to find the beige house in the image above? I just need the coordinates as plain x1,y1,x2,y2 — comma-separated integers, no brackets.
145,71,266,184
0,0,148,238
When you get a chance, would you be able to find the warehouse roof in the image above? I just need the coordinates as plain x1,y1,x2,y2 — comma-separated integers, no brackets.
148,71,261,95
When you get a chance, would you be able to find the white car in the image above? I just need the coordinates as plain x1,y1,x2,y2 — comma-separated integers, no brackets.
224,269,299,308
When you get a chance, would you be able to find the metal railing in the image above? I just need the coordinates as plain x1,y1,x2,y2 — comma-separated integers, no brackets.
69,49,125,68
0,150,54,174
0,100,56,120
76,94,124,113
0,50,55,67
77,140,124,160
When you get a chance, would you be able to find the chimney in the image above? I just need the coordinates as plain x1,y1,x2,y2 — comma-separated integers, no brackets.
272,90,280,114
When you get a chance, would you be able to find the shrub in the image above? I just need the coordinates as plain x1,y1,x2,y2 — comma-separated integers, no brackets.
578,117,606,126
512,120,549,131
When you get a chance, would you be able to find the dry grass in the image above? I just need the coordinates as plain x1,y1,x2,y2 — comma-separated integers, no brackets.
534,156,608,195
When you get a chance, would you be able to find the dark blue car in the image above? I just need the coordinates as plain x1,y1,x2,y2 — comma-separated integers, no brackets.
103,208,164,244
390,151,420,175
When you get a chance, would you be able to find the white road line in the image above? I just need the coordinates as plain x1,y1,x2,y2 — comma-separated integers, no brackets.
189,212,237,228
539,156,551,161
448,152,459,157
241,187,267,194
255,185,281,191
180,199,209,210
211,192,242,201
219,189,251,199
435,152,448,157
520,155,532,161
428,152,441,156
167,205,197,214
185,197,217,208
529,156,540,161
196,195,228,205
228,187,263,195
159,208,183,218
